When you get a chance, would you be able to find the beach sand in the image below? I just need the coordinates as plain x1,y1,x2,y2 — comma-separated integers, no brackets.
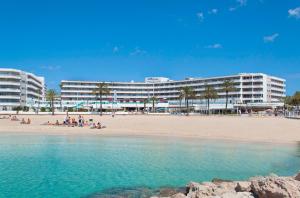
0,114,299,144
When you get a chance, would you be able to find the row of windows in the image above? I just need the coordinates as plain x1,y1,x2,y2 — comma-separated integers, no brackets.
0,85,20,89
0,99,20,103
271,79,284,84
0,71,20,76
242,76,263,80
0,92,20,96
0,79,20,83
62,77,244,88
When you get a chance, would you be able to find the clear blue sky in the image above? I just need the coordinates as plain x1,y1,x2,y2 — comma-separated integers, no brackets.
0,0,299,95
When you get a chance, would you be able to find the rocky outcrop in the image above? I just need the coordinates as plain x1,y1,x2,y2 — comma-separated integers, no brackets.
250,174,300,198
153,172,300,198
295,172,300,181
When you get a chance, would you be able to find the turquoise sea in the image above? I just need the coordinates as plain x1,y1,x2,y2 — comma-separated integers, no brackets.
0,134,299,197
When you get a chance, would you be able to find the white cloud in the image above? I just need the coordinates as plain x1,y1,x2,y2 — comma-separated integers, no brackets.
208,9,218,15
288,7,300,19
113,46,119,53
206,43,223,49
40,65,61,71
229,0,247,11
237,0,247,7
263,33,279,43
196,12,204,22
130,47,147,56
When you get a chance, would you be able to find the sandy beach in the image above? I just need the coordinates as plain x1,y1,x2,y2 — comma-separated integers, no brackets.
0,114,299,144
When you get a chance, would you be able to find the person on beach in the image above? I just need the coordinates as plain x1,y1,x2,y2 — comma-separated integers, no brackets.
11,116,19,121
96,122,102,129
42,121,51,125
20,118,31,124
90,123,96,129
55,120,60,125
21,118,26,124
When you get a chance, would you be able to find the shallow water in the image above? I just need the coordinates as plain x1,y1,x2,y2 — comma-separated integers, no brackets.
0,134,299,198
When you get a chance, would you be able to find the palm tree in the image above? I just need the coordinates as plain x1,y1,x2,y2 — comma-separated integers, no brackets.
150,96,158,112
178,90,184,113
36,88,42,114
221,80,237,114
143,98,149,113
92,82,110,116
46,89,57,115
202,84,218,115
179,86,196,115
59,83,63,112
283,96,293,112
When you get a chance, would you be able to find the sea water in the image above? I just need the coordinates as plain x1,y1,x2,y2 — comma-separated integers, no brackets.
0,134,299,197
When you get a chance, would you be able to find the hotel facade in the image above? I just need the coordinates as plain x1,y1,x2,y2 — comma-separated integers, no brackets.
60,73,286,112
0,68,45,111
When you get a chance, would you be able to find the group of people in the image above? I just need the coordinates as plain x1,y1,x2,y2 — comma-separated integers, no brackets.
0,115,31,124
43,115,105,129
21,118,31,124
0,115,10,119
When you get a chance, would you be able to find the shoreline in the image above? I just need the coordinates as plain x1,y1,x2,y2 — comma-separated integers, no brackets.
0,130,298,146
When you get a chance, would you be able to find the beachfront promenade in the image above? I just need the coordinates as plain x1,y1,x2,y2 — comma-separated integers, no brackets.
0,114,299,144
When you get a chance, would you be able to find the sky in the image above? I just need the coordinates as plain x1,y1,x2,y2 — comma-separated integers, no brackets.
0,0,299,95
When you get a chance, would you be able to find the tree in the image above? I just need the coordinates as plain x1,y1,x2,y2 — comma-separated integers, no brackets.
46,89,57,115
37,88,42,114
221,80,237,114
178,90,184,113
284,92,300,107
59,83,63,112
291,92,300,106
143,98,149,113
150,96,158,112
179,86,196,115
202,84,218,115
92,82,110,116
13,106,22,114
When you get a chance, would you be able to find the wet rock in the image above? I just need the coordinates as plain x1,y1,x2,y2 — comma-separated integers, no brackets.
85,187,154,198
159,188,178,197
212,178,233,183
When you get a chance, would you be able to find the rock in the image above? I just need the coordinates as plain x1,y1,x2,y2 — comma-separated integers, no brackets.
212,178,233,183
219,192,254,198
186,181,238,197
159,188,178,197
171,193,187,198
295,172,300,181
235,181,251,192
250,175,300,198
162,173,300,198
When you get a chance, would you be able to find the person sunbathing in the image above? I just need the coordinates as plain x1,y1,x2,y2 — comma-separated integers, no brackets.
27,118,31,124
90,123,97,129
96,122,106,129
20,118,26,124
11,116,19,121
96,122,102,129
42,121,51,125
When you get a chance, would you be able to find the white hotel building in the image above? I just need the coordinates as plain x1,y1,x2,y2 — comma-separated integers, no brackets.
60,73,286,112
0,68,45,111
